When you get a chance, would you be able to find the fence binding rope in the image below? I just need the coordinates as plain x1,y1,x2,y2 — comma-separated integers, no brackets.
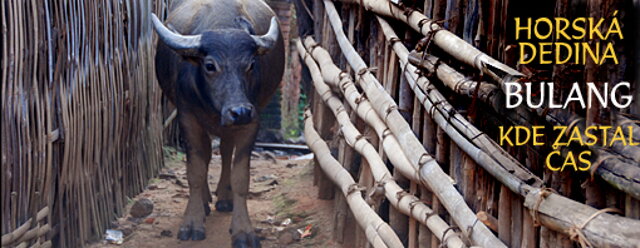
569,207,622,248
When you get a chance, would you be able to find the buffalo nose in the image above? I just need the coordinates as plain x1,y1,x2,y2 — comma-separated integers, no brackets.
229,106,253,125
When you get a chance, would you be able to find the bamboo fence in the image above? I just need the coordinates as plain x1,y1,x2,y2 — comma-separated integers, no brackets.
1,0,171,247
300,0,640,247
297,38,467,248
340,0,640,200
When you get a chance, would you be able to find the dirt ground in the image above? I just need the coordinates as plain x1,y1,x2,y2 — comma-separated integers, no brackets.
90,147,340,248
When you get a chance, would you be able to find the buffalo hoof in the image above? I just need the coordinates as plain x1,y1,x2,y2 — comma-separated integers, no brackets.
177,226,206,241
204,203,212,216
232,232,262,248
191,229,206,240
215,200,233,212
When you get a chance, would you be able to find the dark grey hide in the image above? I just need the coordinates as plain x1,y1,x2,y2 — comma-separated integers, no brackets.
151,0,284,247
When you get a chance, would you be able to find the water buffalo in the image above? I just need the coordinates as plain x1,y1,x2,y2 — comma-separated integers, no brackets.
151,0,284,246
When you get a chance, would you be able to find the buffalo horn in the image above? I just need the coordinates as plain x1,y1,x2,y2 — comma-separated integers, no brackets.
251,17,280,55
150,13,202,56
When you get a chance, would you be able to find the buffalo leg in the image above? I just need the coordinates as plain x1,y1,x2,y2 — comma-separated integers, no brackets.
215,137,234,212
177,114,211,241
202,166,213,216
202,139,214,216
230,123,261,248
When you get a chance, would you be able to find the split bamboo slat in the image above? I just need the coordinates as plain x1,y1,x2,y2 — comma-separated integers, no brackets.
374,9,640,248
1,0,169,246
321,1,505,247
297,39,467,248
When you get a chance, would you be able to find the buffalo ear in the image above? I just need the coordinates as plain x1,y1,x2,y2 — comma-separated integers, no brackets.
235,16,256,35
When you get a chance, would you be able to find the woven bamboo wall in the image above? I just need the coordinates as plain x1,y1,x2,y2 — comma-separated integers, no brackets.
1,0,172,247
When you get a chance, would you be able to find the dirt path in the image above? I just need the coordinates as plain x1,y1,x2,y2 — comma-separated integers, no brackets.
91,147,340,248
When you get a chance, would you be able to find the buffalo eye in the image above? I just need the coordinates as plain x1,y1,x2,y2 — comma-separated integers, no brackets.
204,63,217,72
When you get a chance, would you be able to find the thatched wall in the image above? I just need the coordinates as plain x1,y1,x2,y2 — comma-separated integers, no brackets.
1,0,171,246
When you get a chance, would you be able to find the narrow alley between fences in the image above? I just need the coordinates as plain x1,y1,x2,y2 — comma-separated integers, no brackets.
90,146,336,248
2,0,639,248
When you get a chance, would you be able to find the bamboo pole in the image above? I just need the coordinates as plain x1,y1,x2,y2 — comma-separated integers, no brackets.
334,0,523,86
320,2,504,246
1,207,49,246
377,14,538,200
297,39,467,248
374,10,640,248
407,50,640,199
304,110,401,248
406,52,511,118
302,37,421,183
408,35,640,248
345,0,640,198
543,113,640,199
416,49,639,192
616,114,640,143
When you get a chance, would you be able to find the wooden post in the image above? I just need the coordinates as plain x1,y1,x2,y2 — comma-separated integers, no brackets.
540,226,552,248
462,152,476,210
431,127,449,247
551,171,574,248
432,0,447,21
391,169,410,246
389,50,414,246
408,182,419,248
583,0,608,215
420,98,436,247
312,93,336,200
522,207,537,248
408,86,423,248
477,211,498,232
313,0,324,42
310,0,336,201
444,0,466,36
510,176,523,247
419,186,433,248
449,142,463,196
626,195,640,219
334,103,360,245
498,185,512,245
423,0,433,18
